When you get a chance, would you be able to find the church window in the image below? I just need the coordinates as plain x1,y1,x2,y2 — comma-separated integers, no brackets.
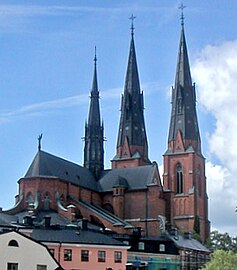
26,192,34,206
43,192,51,210
176,163,183,194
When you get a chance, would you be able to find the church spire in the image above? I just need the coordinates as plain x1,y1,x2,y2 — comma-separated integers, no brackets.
167,13,201,153
112,16,150,168
84,48,104,178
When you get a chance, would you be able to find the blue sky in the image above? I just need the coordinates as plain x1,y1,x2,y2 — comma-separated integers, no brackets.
1,0,237,235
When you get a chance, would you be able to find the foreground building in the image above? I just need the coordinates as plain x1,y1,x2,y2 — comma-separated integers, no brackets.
3,14,209,245
0,231,61,270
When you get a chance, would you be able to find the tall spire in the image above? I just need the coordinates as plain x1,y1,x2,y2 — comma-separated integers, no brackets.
113,16,150,168
84,48,104,178
167,9,201,153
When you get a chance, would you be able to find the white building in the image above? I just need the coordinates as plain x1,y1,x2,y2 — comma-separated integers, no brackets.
0,230,62,270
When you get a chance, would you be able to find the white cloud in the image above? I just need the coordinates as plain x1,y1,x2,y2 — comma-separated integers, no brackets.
192,40,237,235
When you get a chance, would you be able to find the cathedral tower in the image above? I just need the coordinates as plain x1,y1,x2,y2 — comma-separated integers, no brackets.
163,14,209,242
84,50,104,179
112,17,150,169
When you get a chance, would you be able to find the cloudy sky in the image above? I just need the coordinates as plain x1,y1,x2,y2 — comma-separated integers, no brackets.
0,0,237,236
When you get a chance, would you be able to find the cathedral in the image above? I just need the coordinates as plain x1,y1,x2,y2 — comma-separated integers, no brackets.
3,16,210,242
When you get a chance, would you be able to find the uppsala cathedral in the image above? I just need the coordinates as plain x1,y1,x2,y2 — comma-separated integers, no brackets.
3,16,210,242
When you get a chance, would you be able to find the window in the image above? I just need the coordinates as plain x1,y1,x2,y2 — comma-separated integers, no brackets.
81,250,89,262
37,265,47,270
98,250,106,262
176,163,183,194
138,242,145,250
7,263,18,270
114,251,122,263
159,244,165,252
49,248,55,257
8,240,19,247
64,249,72,261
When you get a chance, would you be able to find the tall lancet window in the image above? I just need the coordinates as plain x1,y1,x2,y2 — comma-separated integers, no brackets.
176,163,183,194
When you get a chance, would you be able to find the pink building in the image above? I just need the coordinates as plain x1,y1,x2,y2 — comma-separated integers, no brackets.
23,224,129,270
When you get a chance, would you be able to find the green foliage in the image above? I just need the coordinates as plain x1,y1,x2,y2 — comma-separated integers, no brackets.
202,250,237,270
193,215,200,235
207,230,237,252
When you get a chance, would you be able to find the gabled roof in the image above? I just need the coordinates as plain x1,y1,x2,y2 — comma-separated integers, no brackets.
24,150,99,191
99,164,157,192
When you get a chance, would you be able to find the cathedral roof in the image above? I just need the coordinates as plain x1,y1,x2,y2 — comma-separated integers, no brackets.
99,164,157,192
24,150,99,192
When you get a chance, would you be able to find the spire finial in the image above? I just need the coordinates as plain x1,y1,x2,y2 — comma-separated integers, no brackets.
179,3,186,27
38,133,43,151
129,14,136,35
94,46,97,65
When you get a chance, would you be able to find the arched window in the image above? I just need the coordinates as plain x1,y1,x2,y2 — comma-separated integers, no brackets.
176,163,183,194
43,192,51,210
26,192,34,206
8,239,19,247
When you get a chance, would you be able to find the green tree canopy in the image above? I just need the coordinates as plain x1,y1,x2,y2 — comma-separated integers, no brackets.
203,250,237,270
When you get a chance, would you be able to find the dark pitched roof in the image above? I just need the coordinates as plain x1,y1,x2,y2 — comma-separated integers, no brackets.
70,197,132,228
15,211,70,226
99,164,156,192
168,24,201,153
116,29,149,161
0,213,18,226
168,233,210,253
31,228,128,247
24,150,99,191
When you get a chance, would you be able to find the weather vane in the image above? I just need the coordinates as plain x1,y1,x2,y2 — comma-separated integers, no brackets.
179,3,186,27
38,133,43,151
129,14,136,35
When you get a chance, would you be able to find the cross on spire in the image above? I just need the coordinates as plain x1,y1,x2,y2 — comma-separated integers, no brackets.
129,14,136,35
94,46,97,65
38,133,43,151
179,3,186,27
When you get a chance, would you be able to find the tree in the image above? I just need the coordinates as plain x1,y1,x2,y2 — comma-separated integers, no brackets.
202,250,237,270
206,230,237,251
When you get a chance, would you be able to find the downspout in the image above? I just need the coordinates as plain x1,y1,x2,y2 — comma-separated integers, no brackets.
58,241,62,265
145,190,148,236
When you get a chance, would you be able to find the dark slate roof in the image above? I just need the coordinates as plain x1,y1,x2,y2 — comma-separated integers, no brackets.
15,211,71,226
99,164,156,192
70,197,132,227
0,213,18,226
168,25,201,149
24,150,99,191
31,228,128,247
168,234,210,253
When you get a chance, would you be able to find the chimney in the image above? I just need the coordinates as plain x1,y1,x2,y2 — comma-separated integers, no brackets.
82,218,88,230
44,216,51,228
23,216,33,226
169,228,178,237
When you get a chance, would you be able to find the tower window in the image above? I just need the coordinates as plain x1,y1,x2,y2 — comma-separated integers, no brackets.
176,163,183,194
